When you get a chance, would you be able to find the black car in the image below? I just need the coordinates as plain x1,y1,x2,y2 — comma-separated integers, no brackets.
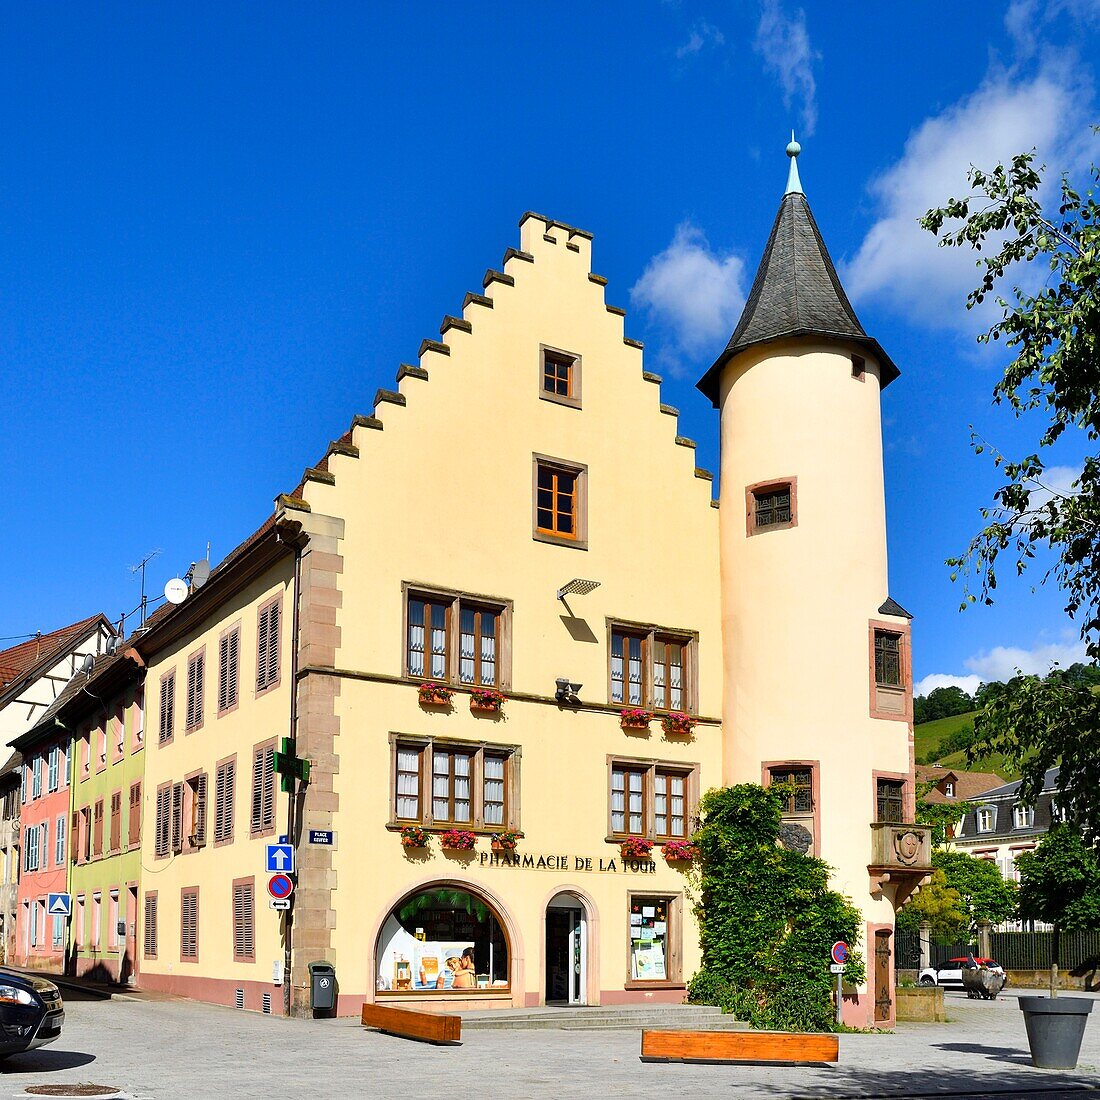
0,968,64,1057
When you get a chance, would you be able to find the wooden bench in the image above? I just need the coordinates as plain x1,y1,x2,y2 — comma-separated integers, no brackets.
640,1029,839,1065
361,1003,461,1044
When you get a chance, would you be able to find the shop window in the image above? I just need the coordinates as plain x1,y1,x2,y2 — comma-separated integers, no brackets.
628,895,681,984
405,588,510,688
608,759,697,841
609,623,696,712
391,737,520,832
376,887,509,994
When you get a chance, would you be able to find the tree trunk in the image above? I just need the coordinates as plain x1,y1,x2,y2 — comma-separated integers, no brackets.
1051,923,1060,999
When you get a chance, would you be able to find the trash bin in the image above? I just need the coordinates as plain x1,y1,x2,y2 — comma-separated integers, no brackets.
309,961,337,1015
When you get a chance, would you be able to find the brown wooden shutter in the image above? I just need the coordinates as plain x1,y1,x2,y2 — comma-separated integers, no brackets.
93,799,104,856
227,629,239,706
159,673,174,743
180,889,198,959
250,744,275,834
250,747,264,833
171,782,184,853
262,746,275,830
186,652,203,730
128,782,142,846
193,773,207,847
154,786,170,857
109,791,121,852
143,894,157,959
265,603,280,687
233,880,255,961
215,760,235,843
70,810,79,864
256,605,271,690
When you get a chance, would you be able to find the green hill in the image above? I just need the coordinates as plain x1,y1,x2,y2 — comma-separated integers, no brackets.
914,709,1015,781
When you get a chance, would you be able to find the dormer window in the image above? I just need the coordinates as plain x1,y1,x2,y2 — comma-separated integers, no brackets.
976,807,994,833
944,781,955,798
1013,803,1034,829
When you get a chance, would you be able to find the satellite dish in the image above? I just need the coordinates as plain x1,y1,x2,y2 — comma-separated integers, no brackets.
106,636,121,656
164,578,188,605
191,560,211,590
80,653,95,676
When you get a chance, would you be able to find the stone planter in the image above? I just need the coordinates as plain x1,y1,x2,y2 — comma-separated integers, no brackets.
1019,996,1094,1069
895,986,945,1023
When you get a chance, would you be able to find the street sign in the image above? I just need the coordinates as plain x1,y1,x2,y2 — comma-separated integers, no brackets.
266,843,295,873
268,874,294,901
831,941,850,965
308,829,335,846
269,898,292,911
47,893,71,917
829,963,845,974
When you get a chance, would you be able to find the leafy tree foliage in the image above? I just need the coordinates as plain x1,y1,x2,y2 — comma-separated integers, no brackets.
896,867,967,940
970,670,1100,845
914,685,975,725
915,781,966,848
933,849,1017,930
687,785,864,1032
921,146,1100,657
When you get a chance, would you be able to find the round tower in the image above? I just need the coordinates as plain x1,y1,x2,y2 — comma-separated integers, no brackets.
697,141,926,1028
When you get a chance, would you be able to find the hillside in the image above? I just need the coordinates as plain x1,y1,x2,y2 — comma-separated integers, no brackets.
914,709,1015,781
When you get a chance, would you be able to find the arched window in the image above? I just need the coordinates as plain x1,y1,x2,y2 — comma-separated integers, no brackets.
377,887,509,993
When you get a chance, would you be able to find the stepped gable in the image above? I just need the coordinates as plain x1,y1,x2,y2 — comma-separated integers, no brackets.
697,143,899,407
284,211,717,507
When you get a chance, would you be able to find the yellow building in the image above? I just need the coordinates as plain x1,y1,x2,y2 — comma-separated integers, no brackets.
130,143,926,1027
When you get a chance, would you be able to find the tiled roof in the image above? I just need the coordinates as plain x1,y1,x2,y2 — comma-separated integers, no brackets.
696,190,899,405
954,767,1060,843
915,764,1004,803
0,613,111,698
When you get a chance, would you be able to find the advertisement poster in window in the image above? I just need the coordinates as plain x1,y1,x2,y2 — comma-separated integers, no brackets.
630,899,667,980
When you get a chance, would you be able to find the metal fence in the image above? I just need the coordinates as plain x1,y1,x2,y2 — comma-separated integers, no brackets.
894,930,1100,972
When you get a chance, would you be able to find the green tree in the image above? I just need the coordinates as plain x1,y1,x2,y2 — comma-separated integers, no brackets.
914,685,975,725
934,849,1017,931
896,867,967,940
1016,826,1100,996
921,146,1100,658
915,780,965,848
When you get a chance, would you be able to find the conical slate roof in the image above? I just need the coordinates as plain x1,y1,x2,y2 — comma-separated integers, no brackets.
697,172,899,407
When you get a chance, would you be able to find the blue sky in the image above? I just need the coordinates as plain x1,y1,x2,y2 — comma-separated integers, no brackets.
2,1,1098,692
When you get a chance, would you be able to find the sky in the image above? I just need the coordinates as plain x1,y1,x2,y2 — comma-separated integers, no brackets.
2,1,1099,694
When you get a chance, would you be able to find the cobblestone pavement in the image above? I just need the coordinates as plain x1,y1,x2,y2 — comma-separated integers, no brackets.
1,988,1099,1099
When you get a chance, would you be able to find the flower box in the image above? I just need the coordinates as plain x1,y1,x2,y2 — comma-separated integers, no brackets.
661,840,698,863
490,830,521,853
661,711,697,737
399,825,430,850
470,688,506,714
620,836,654,860
418,682,454,706
620,708,652,731
439,829,477,851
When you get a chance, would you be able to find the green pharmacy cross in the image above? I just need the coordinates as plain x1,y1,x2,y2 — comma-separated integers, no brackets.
274,737,312,793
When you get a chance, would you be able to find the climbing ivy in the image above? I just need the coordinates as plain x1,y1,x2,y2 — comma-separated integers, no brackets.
687,784,865,1032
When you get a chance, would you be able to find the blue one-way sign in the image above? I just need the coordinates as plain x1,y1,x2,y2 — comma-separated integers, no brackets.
266,843,294,873
47,893,71,917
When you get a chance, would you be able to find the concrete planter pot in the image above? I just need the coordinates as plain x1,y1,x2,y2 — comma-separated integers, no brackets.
1019,996,1094,1069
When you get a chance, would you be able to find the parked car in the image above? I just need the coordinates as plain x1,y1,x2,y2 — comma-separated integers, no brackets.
0,968,64,1057
919,957,1007,989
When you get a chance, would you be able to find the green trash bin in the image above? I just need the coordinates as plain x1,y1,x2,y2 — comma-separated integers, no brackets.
309,961,337,1014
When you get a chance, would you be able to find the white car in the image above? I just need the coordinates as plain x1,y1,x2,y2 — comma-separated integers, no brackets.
919,957,1007,988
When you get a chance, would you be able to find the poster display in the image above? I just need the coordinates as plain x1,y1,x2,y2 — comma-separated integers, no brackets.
629,898,668,981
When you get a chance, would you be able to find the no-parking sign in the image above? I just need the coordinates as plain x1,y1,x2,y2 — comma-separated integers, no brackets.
831,941,849,966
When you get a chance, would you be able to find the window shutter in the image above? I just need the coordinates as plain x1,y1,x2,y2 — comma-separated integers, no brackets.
93,800,104,857
262,746,275,830
71,810,79,864
265,602,280,686
218,635,230,711
159,673,174,743
215,760,235,843
55,814,66,865
155,787,169,857
233,881,255,961
256,606,271,690
144,894,157,959
109,791,121,852
171,782,184,853
180,889,198,959
193,773,208,847
227,629,239,706
129,782,142,846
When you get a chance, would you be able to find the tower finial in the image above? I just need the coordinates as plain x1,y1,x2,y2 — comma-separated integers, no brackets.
785,132,803,196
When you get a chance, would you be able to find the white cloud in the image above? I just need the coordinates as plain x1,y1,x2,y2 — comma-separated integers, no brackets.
1026,463,1081,510
914,673,984,698
630,222,747,371
842,56,1093,328
964,638,1089,681
676,20,725,60
754,0,818,136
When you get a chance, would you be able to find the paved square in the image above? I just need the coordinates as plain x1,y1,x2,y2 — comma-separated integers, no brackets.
1,988,1098,1099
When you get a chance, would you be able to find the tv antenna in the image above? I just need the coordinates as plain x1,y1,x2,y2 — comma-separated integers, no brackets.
129,549,162,627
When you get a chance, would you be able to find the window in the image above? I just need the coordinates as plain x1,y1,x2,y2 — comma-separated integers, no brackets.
628,895,680,983
256,597,281,693
113,702,125,755
874,631,902,687
233,879,255,962
1013,803,1035,829
746,479,797,535
769,767,814,813
976,807,994,833
62,744,69,786
109,890,120,949
47,746,58,793
945,781,956,798
132,686,144,749
608,759,697,840
128,782,142,846
876,778,906,823
185,649,205,732
30,900,38,948
92,799,104,857
218,625,240,713
19,764,26,804
23,824,40,872
180,888,198,961
535,460,579,540
214,758,236,844
171,781,184,853
54,814,65,866
540,346,581,408
250,742,276,836
143,892,158,959
74,896,84,948
405,589,510,687
78,806,91,863
31,757,41,800
609,625,696,712
392,738,520,831
91,892,101,949
376,888,509,992
154,784,171,858
159,671,175,745
80,730,91,777
186,772,208,848
852,354,866,380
